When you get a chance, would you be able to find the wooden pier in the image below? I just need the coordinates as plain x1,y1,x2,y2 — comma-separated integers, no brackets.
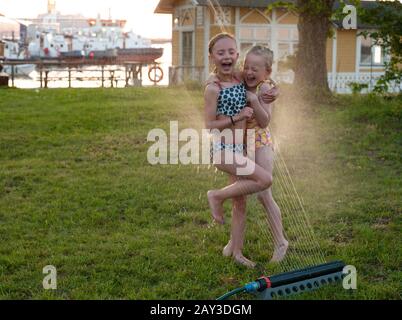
0,57,164,88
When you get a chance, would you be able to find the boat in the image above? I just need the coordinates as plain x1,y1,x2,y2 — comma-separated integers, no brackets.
116,48,164,62
26,16,163,63
0,40,35,76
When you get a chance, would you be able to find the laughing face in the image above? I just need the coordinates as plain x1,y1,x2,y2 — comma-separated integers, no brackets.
210,37,239,78
243,53,271,89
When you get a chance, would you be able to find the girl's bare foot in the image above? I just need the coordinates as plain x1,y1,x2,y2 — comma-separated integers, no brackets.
207,190,224,224
222,241,233,257
233,253,256,268
270,240,289,263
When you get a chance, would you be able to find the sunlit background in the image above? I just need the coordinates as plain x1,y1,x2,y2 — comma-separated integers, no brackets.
0,0,171,39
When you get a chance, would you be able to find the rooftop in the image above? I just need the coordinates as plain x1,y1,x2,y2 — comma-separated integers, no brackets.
154,0,384,28
155,0,381,14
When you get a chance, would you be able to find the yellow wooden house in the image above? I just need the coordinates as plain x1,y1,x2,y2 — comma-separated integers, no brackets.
155,0,398,93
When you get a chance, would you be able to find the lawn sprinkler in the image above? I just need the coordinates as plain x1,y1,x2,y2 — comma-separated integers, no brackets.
217,260,346,300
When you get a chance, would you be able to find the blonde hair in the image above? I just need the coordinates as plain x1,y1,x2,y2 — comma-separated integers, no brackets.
208,32,237,54
246,45,274,73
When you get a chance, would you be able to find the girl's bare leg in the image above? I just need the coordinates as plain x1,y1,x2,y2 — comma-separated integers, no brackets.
223,175,256,268
256,146,288,262
208,150,272,224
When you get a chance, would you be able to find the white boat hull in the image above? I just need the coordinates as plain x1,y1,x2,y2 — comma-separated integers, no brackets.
3,64,35,76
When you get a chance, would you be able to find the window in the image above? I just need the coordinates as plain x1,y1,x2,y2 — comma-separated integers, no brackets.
277,27,298,60
255,28,269,40
292,29,299,41
277,27,298,41
240,42,253,54
277,29,290,41
278,43,291,59
182,31,193,66
239,26,271,55
240,28,253,39
373,46,382,64
360,36,385,66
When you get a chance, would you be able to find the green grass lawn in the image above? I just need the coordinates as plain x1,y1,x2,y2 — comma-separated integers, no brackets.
0,87,400,300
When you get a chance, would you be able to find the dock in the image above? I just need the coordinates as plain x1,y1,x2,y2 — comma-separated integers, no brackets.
0,56,164,88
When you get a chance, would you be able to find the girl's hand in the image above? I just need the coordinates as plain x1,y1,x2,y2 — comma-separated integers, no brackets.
237,107,254,121
246,91,258,105
261,86,280,104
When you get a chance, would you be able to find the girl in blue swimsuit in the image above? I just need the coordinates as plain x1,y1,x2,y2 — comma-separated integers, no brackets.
204,33,273,266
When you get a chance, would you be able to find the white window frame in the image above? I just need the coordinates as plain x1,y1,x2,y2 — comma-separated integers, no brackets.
275,25,298,59
238,24,272,54
173,5,196,67
357,33,389,69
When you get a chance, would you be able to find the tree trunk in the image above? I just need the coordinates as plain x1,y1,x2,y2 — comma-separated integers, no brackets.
295,0,334,94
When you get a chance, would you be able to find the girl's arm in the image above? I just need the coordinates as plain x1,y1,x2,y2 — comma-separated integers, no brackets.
205,84,252,130
257,82,276,127
247,89,270,128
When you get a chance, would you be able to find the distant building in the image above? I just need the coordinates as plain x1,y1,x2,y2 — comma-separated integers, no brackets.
21,0,89,41
26,14,89,38
26,14,89,39
0,14,22,40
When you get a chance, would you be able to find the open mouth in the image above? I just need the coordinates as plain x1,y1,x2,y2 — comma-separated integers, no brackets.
246,76,257,85
221,62,233,70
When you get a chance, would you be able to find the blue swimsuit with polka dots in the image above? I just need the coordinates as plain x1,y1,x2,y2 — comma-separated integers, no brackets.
208,79,247,156
216,83,247,117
